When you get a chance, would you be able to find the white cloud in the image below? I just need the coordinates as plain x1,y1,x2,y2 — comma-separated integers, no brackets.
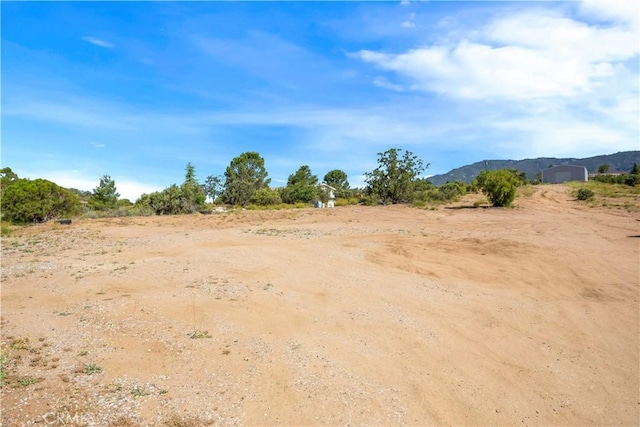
90,142,106,148
373,76,405,92
356,5,638,101
579,0,638,26
81,36,115,49
401,21,416,28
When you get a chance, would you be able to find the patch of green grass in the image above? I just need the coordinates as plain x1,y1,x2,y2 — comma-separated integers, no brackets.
567,181,640,211
84,363,103,375
16,376,43,387
131,385,149,398
1,222,14,237
189,330,211,339
0,349,8,386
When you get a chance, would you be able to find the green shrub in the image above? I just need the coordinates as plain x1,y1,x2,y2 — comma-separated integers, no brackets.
334,197,359,207
251,188,282,205
477,170,521,207
577,188,595,200
1,179,80,224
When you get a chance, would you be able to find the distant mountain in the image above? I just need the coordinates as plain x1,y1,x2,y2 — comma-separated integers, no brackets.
428,151,640,186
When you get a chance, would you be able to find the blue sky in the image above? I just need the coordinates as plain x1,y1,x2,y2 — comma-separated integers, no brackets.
2,1,638,200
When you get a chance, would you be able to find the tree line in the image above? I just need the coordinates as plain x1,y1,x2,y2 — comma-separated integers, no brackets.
5,148,632,225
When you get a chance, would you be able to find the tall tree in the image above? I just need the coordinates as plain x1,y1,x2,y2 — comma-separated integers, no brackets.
222,152,270,207
282,165,319,204
203,175,223,202
364,148,428,204
180,162,206,213
323,169,350,198
1,167,20,198
598,164,610,174
89,175,120,210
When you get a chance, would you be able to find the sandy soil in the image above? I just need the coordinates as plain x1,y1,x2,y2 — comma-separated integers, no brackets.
1,185,638,426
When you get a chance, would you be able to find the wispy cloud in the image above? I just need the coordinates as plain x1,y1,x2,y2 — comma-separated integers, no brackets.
356,4,638,101
81,36,115,49
90,142,106,148
372,77,405,92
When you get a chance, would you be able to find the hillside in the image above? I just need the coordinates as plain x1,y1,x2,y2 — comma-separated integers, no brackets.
429,151,640,186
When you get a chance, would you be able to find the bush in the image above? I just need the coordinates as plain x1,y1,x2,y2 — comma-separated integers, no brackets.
334,197,360,207
576,188,595,200
251,188,282,206
591,173,639,187
1,179,80,224
477,170,521,207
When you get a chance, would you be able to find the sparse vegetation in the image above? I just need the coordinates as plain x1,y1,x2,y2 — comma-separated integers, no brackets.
1,221,14,237
84,363,103,375
16,376,43,387
577,188,595,200
189,330,211,339
567,180,640,211
131,385,150,397
0,348,8,386
163,414,215,427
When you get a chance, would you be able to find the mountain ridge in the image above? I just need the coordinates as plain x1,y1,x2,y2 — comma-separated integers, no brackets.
428,151,640,186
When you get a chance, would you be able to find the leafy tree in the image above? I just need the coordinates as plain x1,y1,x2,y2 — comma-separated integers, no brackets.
630,163,640,175
140,185,182,215
364,148,428,204
439,181,466,200
323,170,350,198
506,169,528,185
88,175,120,210
68,188,93,202
282,165,318,204
222,152,270,207
0,167,19,192
180,163,206,213
1,179,80,223
203,175,223,202
251,188,282,205
1,168,20,217
476,169,522,207
598,164,610,174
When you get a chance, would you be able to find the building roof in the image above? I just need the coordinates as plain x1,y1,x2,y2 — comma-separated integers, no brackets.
317,183,336,191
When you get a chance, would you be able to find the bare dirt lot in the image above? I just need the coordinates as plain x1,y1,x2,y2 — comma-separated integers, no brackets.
1,185,638,426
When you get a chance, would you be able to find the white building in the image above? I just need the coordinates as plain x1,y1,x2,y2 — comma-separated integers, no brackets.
317,183,336,208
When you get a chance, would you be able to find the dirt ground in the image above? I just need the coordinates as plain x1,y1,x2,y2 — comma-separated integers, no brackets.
1,184,638,426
